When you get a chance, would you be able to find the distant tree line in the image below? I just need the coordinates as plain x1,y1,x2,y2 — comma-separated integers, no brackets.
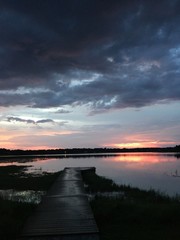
0,145,179,156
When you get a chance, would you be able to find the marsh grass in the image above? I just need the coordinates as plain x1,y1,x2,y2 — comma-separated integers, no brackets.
0,165,61,239
0,165,61,190
82,171,180,240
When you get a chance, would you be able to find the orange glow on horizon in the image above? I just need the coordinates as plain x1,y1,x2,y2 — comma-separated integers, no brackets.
107,140,178,149
106,140,159,149
113,142,158,148
2,145,65,150
106,133,178,149
0,127,178,150
0,129,79,150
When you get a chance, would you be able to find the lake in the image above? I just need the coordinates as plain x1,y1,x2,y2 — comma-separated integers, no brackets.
0,153,180,196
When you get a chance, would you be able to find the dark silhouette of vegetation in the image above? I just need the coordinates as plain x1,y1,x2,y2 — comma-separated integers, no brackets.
0,166,61,239
0,145,179,158
0,197,35,240
82,171,180,240
0,165,61,190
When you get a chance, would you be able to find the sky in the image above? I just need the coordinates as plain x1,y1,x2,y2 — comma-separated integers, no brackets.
0,0,180,149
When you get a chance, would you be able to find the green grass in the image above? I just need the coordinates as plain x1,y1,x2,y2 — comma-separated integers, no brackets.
82,171,180,240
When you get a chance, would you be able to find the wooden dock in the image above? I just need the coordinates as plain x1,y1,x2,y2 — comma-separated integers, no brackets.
19,167,99,240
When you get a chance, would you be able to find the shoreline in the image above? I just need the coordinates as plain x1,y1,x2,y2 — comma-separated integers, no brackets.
0,145,179,158
0,151,179,159
82,170,180,240
0,166,180,239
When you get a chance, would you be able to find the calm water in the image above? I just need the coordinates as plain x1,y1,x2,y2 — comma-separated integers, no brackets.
0,153,180,196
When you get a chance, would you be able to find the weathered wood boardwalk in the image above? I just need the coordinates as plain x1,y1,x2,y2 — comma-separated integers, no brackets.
19,167,99,240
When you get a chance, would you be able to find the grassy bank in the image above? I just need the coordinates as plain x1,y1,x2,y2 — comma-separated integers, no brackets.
0,165,60,190
82,171,180,240
0,165,61,239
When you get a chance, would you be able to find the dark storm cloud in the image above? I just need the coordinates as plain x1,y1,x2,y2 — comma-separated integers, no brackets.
0,0,180,111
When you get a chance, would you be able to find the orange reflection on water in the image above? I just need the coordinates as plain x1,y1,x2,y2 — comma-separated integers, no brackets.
0,163,16,167
112,154,170,163
102,153,176,170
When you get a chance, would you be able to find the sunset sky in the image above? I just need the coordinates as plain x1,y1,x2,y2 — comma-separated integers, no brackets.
0,0,180,149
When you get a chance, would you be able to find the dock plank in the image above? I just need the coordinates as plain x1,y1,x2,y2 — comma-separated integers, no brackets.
19,167,99,239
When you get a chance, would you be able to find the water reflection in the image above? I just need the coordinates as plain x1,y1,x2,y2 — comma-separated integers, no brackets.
99,153,180,196
102,153,178,171
0,153,180,196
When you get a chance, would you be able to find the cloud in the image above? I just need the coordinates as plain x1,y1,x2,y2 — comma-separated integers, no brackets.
55,109,72,114
7,117,36,124
7,117,55,125
0,0,180,112
36,119,54,124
